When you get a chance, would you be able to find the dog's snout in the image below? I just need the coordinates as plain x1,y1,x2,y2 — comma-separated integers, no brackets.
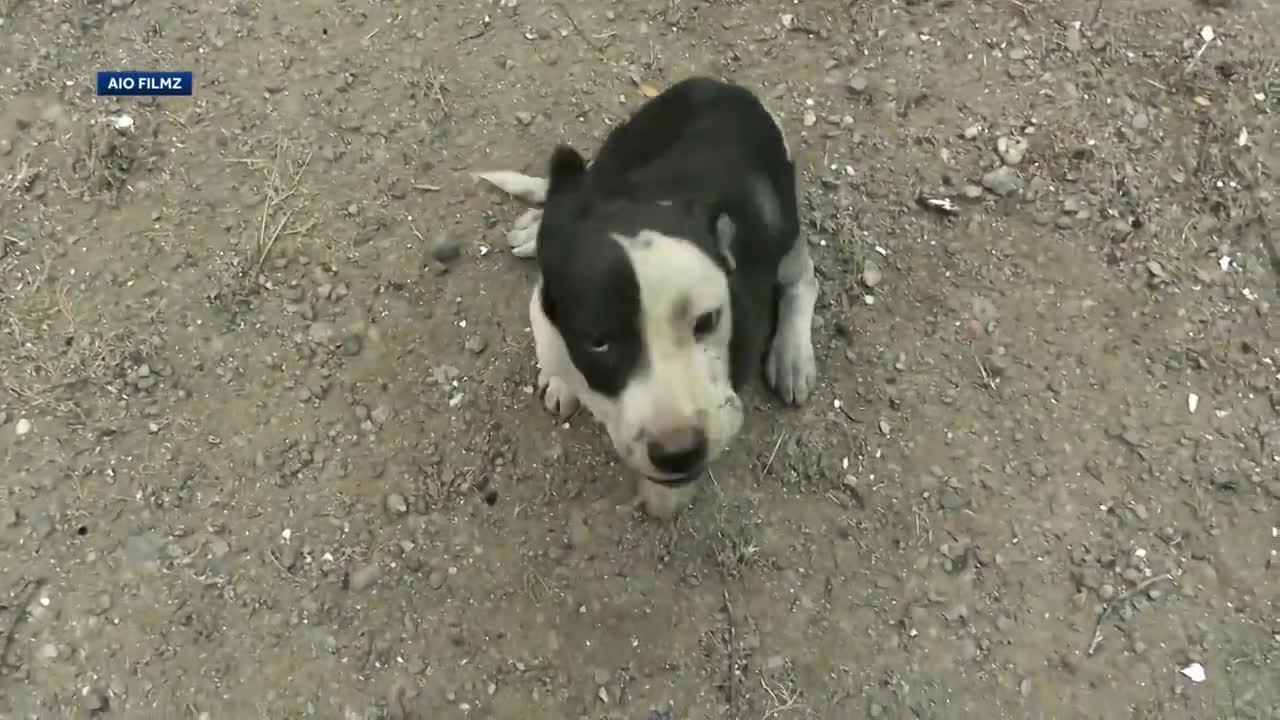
646,427,708,476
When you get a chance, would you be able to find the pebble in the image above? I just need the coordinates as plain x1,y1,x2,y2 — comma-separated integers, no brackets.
386,493,409,515
14,418,32,436
940,490,964,510
961,184,984,199
1132,111,1150,131
309,322,335,345
36,643,58,661
861,260,882,288
996,135,1028,166
82,687,110,714
337,332,363,356
963,124,981,140
847,76,869,94
349,562,383,591
514,111,534,126
430,232,462,263
465,336,488,354
1065,24,1083,52
0,138,11,155
981,166,1022,196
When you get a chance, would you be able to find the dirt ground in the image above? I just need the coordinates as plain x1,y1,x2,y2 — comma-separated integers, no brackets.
1,0,1278,717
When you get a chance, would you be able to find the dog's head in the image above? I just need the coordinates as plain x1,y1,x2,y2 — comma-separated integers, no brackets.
535,146,745,484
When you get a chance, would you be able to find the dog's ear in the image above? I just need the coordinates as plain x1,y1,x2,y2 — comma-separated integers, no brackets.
710,210,737,273
547,145,587,196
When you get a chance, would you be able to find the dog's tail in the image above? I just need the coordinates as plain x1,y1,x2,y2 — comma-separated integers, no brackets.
472,171,549,205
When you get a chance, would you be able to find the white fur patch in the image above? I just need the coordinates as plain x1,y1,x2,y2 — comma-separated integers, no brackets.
765,234,818,404
611,230,744,479
527,233,745,484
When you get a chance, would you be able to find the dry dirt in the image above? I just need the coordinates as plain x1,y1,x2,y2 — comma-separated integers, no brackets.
2,0,1279,718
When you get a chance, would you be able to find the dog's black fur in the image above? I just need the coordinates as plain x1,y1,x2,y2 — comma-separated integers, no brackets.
533,77,800,398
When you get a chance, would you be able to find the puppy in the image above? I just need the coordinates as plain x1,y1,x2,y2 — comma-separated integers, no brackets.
476,77,819,518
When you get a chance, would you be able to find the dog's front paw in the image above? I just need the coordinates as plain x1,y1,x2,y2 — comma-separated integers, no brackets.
537,368,580,422
765,328,816,405
507,208,542,258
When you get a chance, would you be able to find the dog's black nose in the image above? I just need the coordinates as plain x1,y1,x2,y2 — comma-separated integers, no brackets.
647,428,708,476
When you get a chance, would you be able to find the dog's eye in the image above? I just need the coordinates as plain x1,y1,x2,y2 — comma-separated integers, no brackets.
693,309,721,339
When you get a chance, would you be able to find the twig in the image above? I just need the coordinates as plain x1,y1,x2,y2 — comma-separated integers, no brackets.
1,577,47,675
1088,0,1104,28
413,182,442,192
1007,0,1032,22
760,675,803,719
723,591,740,719
253,143,313,271
405,214,426,243
1085,573,1174,656
557,2,604,52
975,353,997,392
761,432,785,479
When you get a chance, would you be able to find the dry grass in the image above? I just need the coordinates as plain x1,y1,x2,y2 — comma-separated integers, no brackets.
70,122,146,197
0,295,156,422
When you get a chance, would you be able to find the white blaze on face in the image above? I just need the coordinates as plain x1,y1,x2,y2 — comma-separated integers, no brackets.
610,230,744,478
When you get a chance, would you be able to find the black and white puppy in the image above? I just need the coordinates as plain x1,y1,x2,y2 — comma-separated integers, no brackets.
476,77,818,518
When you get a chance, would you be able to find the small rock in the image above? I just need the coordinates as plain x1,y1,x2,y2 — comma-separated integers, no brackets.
1065,24,1083,52
1098,583,1116,601
1132,111,1150,131
386,493,408,515
309,322,335,345
514,111,534,126
861,260,882,289
963,124,981,140
0,138,12,156
82,687,110,714
430,232,461,263
14,418,32,436
465,336,488,354
940,490,964,510
125,532,167,566
348,562,383,591
428,570,446,589
981,166,1022,196
847,76,869,94
36,643,58,661
802,110,817,127
961,184,984,199
996,135,1028,166
337,332,363,356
